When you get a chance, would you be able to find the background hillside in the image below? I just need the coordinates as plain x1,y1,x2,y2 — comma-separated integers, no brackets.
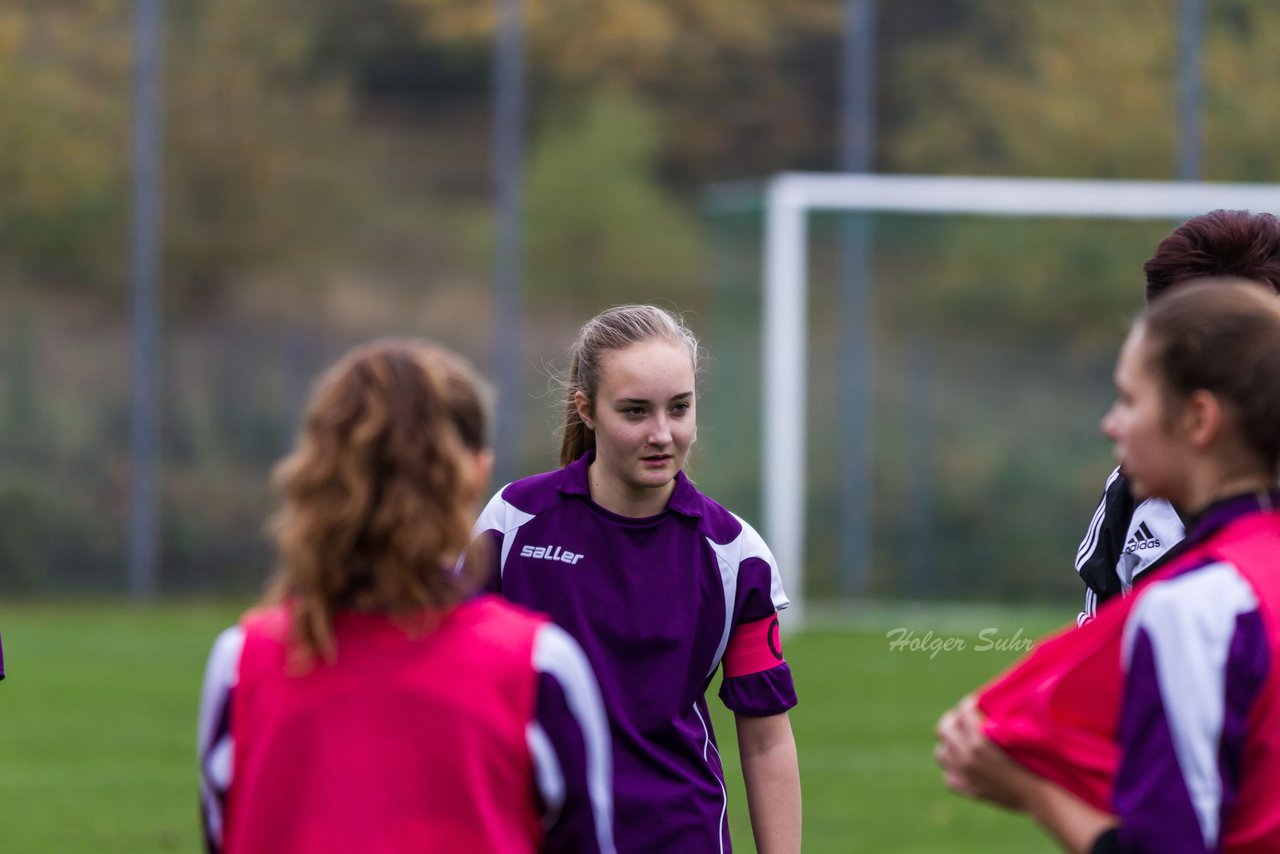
5,0,1280,601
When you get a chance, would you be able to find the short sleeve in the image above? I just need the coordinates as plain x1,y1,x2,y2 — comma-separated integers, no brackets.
1075,468,1135,622
716,528,797,716
198,625,244,854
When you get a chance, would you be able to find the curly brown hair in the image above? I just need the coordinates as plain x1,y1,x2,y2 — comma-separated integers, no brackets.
265,338,492,664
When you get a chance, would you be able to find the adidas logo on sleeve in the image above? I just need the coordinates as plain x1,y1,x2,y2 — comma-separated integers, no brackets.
1123,522,1161,554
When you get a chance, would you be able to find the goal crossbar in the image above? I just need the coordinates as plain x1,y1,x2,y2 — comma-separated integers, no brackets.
764,172,1280,628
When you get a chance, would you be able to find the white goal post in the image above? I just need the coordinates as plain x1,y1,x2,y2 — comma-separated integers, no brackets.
763,172,1280,628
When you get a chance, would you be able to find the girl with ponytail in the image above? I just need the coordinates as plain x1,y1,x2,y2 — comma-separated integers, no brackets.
198,339,614,854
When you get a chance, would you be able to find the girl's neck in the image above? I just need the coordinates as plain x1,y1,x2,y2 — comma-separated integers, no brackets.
1179,472,1275,520
586,464,675,518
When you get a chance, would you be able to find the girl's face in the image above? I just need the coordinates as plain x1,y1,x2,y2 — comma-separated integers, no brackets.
1101,324,1192,505
576,338,696,515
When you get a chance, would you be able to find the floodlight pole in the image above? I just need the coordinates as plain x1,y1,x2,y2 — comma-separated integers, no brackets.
492,0,526,486
129,0,164,601
837,0,877,597
1177,0,1204,180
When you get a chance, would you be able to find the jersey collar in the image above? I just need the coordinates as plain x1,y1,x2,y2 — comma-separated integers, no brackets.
557,452,703,519
1185,489,1280,546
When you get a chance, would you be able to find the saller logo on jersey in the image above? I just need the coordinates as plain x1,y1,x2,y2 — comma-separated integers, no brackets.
520,544,585,564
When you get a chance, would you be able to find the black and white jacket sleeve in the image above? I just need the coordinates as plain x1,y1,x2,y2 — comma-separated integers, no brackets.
1073,467,1185,624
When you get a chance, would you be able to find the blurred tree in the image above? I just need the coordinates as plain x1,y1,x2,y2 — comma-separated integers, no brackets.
10,1,1280,307
864,0,1280,346
326,0,1280,191
163,0,369,309
525,93,702,305
306,0,491,108
0,4,131,287
879,0,1280,183
865,215,1168,347
1205,0,1280,181
0,1,367,309
392,0,835,89
386,0,840,186
881,0,1175,178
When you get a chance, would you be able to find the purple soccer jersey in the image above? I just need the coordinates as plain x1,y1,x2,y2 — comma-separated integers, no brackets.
475,454,797,853
1112,493,1280,853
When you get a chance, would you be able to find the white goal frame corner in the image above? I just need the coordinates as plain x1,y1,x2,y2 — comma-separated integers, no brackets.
761,171,1280,630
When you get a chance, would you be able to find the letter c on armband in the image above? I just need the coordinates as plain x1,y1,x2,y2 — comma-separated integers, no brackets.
767,616,782,661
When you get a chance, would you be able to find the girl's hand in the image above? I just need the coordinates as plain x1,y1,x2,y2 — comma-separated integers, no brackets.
935,695,1035,810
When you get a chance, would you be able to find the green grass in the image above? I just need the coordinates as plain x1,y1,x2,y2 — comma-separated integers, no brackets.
0,600,1069,852
0,601,247,854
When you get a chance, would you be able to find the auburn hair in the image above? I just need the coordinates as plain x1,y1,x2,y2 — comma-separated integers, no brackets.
1144,209,1280,303
1140,279,1280,475
265,339,491,664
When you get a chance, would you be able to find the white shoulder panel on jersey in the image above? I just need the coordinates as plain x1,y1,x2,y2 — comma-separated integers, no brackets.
531,623,615,854
473,486,537,577
198,624,245,848
727,512,791,611
198,625,244,758
1122,562,1258,849
704,515,790,679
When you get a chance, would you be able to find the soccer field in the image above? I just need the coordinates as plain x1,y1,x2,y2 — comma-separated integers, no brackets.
0,601,1065,852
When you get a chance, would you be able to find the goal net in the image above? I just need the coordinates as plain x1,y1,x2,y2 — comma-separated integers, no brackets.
699,173,1280,628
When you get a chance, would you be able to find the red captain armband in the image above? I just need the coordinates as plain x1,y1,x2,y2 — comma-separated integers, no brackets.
723,615,785,678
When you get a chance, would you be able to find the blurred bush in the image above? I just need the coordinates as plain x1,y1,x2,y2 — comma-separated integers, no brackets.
526,94,702,306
